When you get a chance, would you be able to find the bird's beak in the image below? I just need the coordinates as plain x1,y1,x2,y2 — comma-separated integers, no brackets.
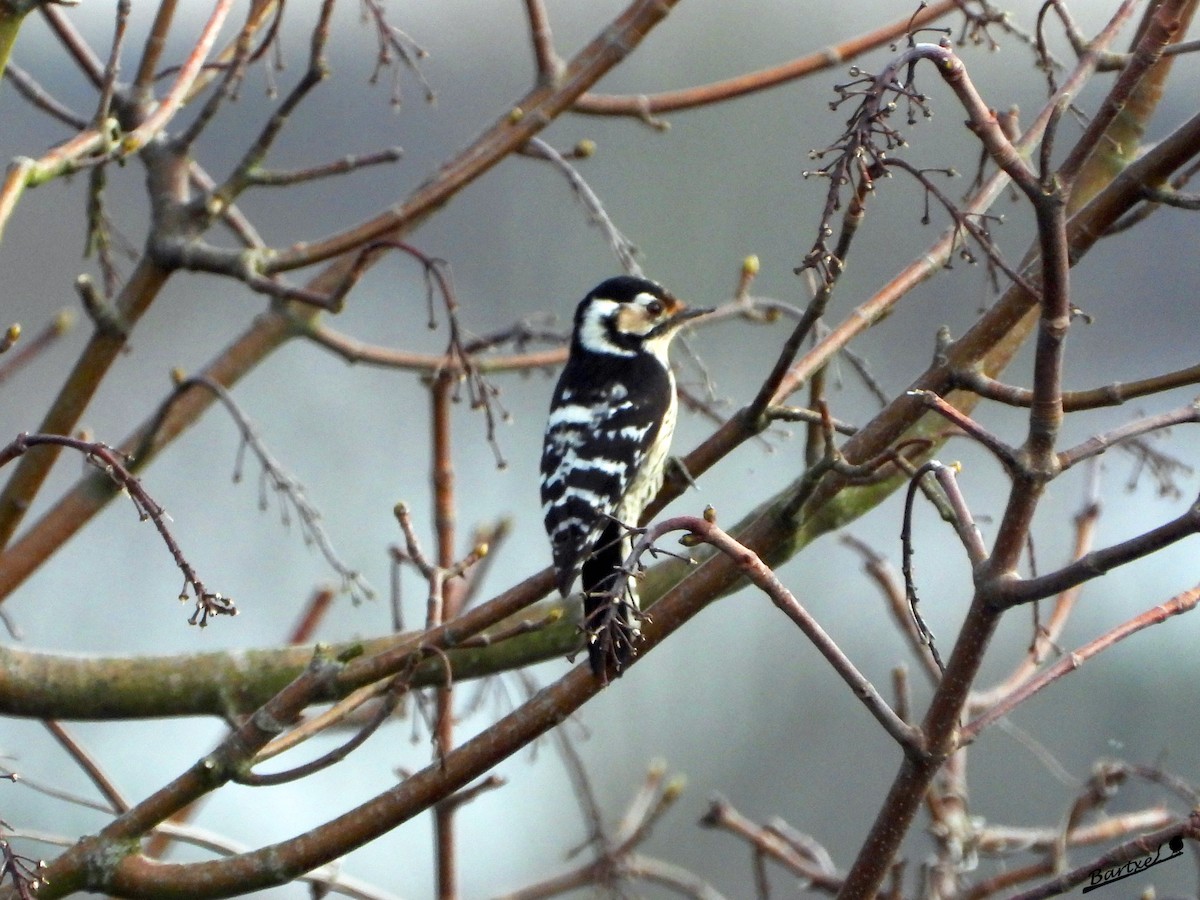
671,304,713,323
649,300,712,339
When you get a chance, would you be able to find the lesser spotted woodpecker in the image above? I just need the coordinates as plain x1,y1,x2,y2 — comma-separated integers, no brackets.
541,276,708,678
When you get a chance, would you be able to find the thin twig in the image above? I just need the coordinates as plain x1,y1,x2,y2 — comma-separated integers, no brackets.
369,241,512,467
238,680,405,787
3,65,87,128
95,0,130,131
908,389,1020,471
964,581,1200,743
969,469,1101,711
841,534,942,683
623,513,923,756
40,4,107,87
263,0,683,274
522,0,563,84
1058,401,1200,471
42,721,129,814
244,147,405,187
173,3,261,152
955,362,1200,412
360,0,434,107
209,0,338,201
0,312,73,387
0,433,235,625
523,137,640,274
699,798,842,895
149,375,375,603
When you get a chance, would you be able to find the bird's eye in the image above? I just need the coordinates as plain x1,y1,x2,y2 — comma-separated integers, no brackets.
646,299,664,315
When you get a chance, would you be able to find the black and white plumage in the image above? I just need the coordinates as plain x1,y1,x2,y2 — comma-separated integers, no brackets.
541,276,707,678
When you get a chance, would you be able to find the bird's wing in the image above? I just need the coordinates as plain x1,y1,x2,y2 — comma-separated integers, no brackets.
540,383,660,594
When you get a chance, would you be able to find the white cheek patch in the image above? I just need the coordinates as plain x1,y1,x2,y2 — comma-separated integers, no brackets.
579,299,635,357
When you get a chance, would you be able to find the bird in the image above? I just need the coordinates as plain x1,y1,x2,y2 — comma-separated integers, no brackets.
540,276,708,679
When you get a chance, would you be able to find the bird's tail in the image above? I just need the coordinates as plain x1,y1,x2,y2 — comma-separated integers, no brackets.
580,521,640,679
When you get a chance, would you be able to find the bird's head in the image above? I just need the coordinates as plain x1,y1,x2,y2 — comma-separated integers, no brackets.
573,276,709,359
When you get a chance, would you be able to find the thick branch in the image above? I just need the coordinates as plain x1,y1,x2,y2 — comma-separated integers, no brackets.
572,1,958,117
264,0,682,273
992,499,1200,609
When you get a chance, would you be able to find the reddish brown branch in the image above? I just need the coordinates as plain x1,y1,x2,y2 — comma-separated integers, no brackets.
964,581,1200,742
572,1,959,117
1058,401,1200,471
701,797,842,895
969,475,1101,711
994,499,1200,609
627,514,922,755
124,0,236,154
1007,811,1200,900
522,0,562,84
43,720,129,815
954,362,1200,412
430,370,461,900
264,0,683,274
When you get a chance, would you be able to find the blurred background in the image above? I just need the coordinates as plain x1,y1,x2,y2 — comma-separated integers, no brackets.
2,1,1199,896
